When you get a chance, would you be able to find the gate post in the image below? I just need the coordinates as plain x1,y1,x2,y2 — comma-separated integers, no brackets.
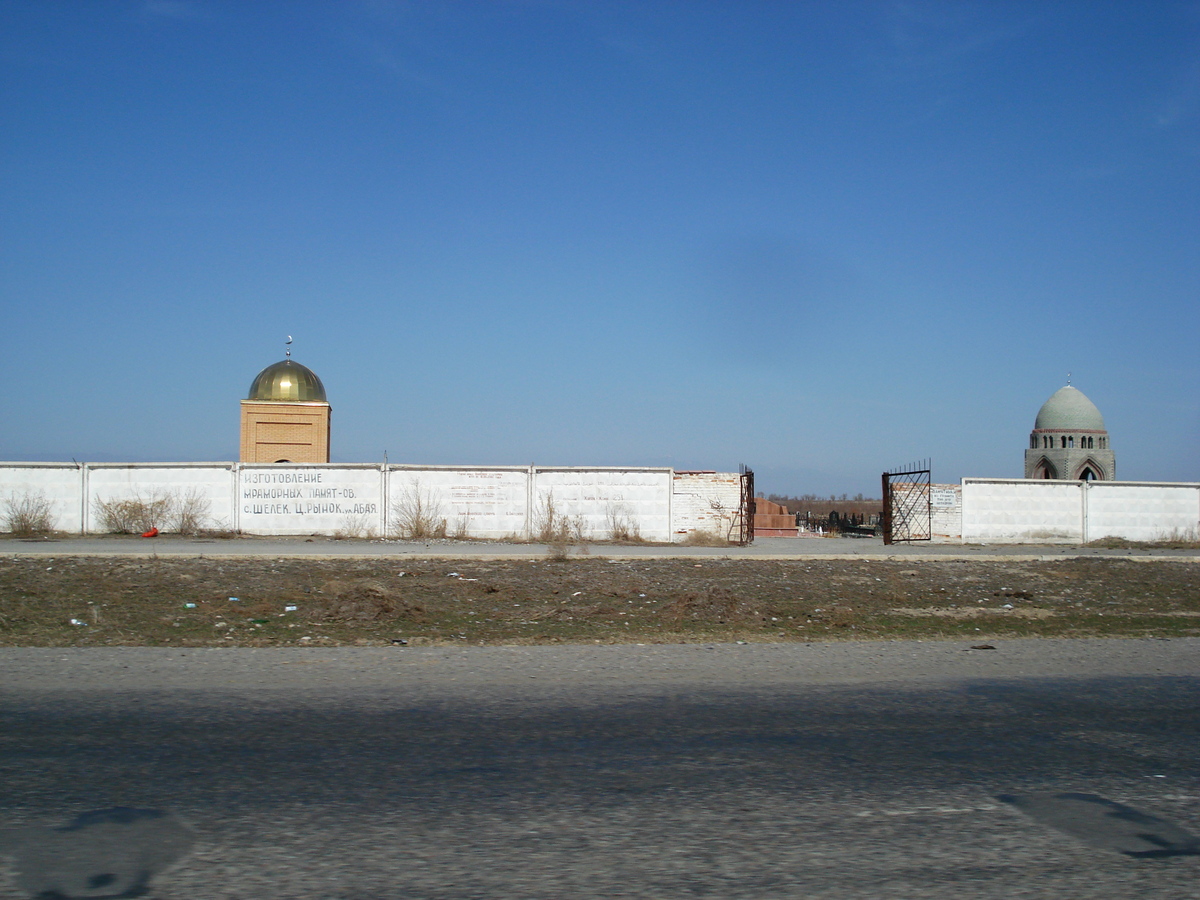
736,464,755,546
881,470,893,545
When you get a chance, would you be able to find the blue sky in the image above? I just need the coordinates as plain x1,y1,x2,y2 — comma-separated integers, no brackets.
2,1,1197,496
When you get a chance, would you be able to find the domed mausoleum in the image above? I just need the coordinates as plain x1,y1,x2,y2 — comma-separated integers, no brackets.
239,358,331,463
1024,385,1114,481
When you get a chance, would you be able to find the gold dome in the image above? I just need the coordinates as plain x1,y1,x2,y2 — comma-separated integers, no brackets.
247,360,327,402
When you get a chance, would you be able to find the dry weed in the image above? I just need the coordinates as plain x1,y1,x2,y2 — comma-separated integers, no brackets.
390,481,447,540
681,530,729,547
3,492,56,535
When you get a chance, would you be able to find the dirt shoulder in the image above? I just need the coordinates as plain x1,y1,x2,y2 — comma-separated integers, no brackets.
2,554,1198,647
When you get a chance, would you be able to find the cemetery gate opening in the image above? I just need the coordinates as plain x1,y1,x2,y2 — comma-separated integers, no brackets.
881,461,931,544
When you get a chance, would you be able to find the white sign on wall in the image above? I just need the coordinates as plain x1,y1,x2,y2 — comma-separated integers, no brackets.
238,466,382,535
931,488,958,509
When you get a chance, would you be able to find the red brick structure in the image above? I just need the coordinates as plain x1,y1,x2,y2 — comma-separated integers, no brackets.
753,497,798,537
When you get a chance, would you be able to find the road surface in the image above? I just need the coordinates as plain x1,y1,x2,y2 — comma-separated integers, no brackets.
1,639,1198,898
3,534,1199,561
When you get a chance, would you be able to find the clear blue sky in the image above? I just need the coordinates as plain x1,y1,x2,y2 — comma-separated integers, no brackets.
2,1,1197,496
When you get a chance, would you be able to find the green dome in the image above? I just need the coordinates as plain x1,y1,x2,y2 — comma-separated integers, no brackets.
247,360,327,402
1034,385,1105,431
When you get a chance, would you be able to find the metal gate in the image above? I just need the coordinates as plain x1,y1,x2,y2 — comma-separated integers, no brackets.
732,464,755,545
881,461,931,544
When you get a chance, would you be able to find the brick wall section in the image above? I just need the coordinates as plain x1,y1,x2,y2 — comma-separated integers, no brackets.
671,472,743,539
239,401,331,463
888,482,962,542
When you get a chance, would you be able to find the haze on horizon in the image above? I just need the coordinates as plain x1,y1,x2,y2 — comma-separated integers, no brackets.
1,1,1197,496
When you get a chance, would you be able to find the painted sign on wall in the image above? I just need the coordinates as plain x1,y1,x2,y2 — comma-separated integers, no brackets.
238,465,383,535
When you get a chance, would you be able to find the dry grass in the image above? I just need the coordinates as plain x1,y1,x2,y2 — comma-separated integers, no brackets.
606,502,644,543
681,530,730,547
452,514,472,540
3,492,56,535
1,556,1197,648
92,489,213,535
1088,532,1200,550
170,489,212,535
536,492,589,560
333,512,378,540
390,481,447,540
94,492,174,534
535,492,586,544
315,581,425,622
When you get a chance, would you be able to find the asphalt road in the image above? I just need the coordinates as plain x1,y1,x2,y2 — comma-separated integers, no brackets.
1,640,1198,898
3,534,1199,561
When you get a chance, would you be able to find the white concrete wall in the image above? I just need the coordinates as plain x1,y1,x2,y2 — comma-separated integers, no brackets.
7,463,1192,545
0,463,85,533
962,479,1084,543
87,463,238,534
962,478,1200,544
0,461,737,541
387,466,529,539
533,468,673,542
1085,482,1200,542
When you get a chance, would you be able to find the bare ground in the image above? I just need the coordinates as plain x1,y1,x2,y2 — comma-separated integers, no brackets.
1,554,1198,647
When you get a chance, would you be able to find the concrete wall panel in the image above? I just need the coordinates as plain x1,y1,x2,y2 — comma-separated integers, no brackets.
962,479,1200,544
386,466,530,539
86,464,236,534
237,465,383,536
0,463,85,533
1086,483,1200,542
533,468,672,542
962,479,1084,543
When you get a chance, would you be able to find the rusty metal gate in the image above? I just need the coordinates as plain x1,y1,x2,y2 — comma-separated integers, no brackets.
881,461,931,544
732,464,755,545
